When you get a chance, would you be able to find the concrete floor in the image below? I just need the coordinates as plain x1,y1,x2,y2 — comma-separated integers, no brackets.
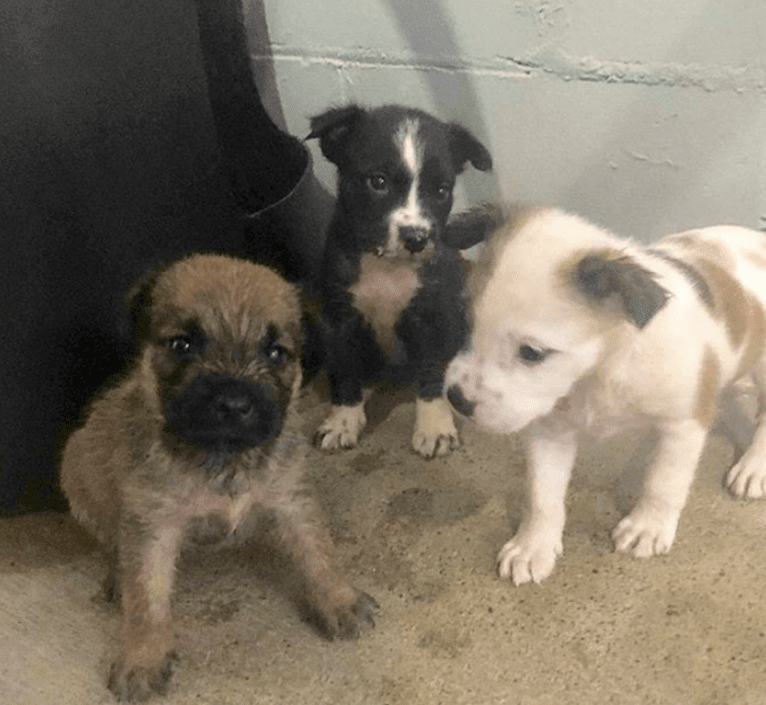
2,378,766,704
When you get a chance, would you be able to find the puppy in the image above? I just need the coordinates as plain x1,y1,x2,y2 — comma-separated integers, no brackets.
61,254,376,701
446,207,766,585
307,104,493,457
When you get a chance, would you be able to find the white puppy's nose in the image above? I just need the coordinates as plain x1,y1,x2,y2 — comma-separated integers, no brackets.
447,384,475,418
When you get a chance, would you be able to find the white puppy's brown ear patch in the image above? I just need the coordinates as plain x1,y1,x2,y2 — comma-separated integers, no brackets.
573,251,670,329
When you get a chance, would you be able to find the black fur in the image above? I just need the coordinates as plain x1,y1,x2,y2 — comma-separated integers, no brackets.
308,104,492,410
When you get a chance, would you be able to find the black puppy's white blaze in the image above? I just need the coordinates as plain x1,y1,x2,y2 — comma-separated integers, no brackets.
385,118,431,255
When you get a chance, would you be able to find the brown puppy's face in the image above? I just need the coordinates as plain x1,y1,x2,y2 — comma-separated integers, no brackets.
133,254,303,456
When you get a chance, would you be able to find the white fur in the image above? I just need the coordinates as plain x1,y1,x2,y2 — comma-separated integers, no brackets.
412,397,460,457
446,208,766,584
316,402,367,450
386,119,431,253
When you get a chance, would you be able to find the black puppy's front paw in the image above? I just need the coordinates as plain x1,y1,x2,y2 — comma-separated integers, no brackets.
107,652,177,702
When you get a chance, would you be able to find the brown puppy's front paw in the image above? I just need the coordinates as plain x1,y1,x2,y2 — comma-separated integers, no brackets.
107,652,177,702
308,590,379,641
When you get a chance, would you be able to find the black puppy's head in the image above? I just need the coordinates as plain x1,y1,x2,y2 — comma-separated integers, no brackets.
129,254,304,458
308,104,492,260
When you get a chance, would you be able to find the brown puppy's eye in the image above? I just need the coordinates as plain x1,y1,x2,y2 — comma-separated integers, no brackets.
170,336,190,356
169,332,205,361
263,341,287,366
367,174,388,194
518,344,549,365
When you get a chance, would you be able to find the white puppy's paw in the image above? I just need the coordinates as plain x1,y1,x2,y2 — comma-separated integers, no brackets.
496,531,563,585
611,506,680,557
412,398,460,458
315,404,366,451
726,451,766,499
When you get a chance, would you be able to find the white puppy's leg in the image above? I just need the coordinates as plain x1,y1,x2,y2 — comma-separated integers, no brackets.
497,424,577,585
412,397,460,458
316,402,367,451
726,366,766,499
613,418,707,557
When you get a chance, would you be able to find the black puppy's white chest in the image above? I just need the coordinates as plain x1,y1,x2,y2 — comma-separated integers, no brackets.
348,253,422,357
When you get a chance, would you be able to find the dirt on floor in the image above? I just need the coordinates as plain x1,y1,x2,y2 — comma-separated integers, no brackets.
2,380,766,704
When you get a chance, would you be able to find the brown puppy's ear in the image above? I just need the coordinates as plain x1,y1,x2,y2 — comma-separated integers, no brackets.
575,253,670,329
125,269,162,344
442,203,504,250
447,123,493,173
306,104,366,166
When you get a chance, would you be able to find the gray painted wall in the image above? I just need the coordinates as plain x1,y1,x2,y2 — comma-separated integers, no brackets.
245,0,766,243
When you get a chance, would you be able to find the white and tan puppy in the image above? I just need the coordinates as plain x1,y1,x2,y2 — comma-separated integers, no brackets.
445,207,766,585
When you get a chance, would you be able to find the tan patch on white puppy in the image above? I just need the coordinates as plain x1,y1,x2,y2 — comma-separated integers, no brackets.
446,208,766,585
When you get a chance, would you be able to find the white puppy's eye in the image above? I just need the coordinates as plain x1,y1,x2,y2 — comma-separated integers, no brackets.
518,344,549,365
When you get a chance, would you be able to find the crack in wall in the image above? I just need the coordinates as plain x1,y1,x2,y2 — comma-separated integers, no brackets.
253,45,766,94
514,47,766,93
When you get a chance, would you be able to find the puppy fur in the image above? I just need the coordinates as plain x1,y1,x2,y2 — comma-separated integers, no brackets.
308,104,492,457
61,254,376,701
446,207,766,585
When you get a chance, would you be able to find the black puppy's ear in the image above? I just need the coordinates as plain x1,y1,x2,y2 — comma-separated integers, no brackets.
442,203,504,250
448,123,493,173
574,252,670,329
307,104,366,166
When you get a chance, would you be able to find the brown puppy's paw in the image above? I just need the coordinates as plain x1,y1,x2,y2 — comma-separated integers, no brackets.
307,590,379,641
107,652,177,702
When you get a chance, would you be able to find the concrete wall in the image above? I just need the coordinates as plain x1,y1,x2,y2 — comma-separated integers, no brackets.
246,0,766,243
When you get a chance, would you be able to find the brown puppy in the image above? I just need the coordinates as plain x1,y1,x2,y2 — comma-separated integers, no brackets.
61,254,376,701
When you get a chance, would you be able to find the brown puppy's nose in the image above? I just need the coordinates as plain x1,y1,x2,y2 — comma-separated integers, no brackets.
447,384,475,418
215,393,254,421
400,227,429,253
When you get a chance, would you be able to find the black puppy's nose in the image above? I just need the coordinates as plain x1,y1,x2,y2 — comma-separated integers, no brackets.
400,227,429,253
447,384,475,418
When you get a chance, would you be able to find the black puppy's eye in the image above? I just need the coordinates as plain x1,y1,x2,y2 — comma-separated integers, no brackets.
518,344,550,365
367,174,388,193
435,184,452,202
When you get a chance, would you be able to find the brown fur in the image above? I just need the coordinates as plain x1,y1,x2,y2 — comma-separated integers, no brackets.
745,250,766,270
692,256,752,348
738,296,766,378
61,254,376,702
695,346,721,426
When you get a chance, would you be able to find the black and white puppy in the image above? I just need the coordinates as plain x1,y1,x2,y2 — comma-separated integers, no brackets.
308,104,493,457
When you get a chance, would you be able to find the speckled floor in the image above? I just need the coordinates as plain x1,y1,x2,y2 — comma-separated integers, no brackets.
2,378,766,704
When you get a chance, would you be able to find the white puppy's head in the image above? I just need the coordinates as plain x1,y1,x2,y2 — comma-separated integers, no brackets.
445,208,669,434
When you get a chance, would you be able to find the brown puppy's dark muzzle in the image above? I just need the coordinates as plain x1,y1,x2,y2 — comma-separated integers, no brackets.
166,373,283,454
447,384,475,419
